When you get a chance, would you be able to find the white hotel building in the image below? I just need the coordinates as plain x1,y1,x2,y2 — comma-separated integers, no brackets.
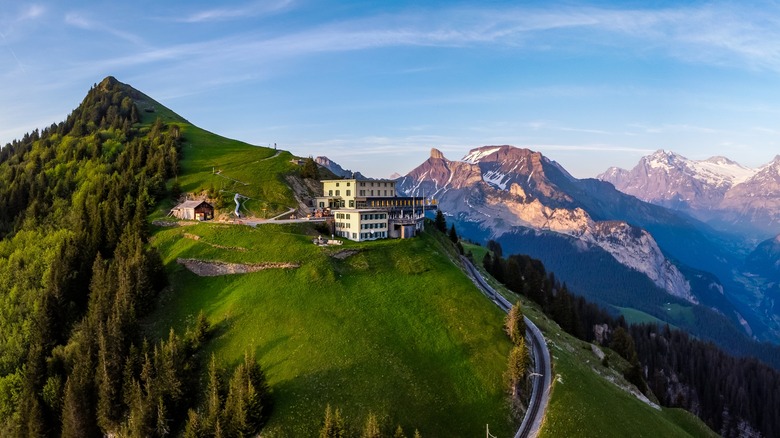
314,178,437,242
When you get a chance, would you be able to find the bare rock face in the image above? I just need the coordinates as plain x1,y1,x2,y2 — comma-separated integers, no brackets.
720,156,780,232
397,145,695,303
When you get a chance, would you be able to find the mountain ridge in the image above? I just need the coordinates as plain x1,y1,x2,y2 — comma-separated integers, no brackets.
395,145,780,352
598,149,780,238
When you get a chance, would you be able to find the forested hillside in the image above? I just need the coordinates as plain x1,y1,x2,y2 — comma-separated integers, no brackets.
478,242,780,437
0,77,268,436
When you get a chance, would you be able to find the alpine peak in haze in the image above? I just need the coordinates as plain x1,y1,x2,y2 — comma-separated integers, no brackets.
315,156,370,179
398,145,696,303
598,150,780,238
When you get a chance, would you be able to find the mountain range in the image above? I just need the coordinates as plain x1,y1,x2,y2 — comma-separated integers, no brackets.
599,149,780,239
391,145,780,358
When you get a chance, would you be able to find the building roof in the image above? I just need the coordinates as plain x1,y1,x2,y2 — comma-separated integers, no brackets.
320,178,396,183
173,200,211,210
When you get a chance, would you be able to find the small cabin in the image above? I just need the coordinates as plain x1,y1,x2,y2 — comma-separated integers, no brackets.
171,200,214,221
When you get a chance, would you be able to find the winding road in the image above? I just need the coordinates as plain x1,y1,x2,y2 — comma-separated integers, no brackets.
460,256,552,438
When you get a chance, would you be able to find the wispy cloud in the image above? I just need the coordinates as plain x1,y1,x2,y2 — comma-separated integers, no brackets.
18,4,45,21
65,12,144,45
629,123,725,135
179,0,294,23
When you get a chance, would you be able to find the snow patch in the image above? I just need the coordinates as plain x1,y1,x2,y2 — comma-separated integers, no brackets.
462,147,502,164
483,170,509,190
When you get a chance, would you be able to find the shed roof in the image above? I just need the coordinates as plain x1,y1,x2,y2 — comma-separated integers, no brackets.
173,200,211,210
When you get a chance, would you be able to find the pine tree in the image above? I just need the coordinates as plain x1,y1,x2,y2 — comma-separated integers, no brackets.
362,412,381,438
505,301,527,346
205,355,221,431
506,339,531,401
482,252,493,274
434,210,446,233
182,409,203,438
394,425,407,438
448,223,458,243
302,157,319,180
320,404,346,438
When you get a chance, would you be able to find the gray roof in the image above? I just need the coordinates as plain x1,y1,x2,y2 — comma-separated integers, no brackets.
173,200,211,209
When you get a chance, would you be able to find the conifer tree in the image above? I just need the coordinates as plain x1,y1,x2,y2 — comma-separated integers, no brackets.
320,404,346,438
506,339,531,401
362,412,381,438
505,301,527,346
482,252,493,274
394,425,407,438
434,210,447,233
448,223,458,243
302,157,319,180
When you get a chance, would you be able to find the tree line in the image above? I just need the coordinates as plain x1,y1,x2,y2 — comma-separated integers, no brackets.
478,239,780,437
0,78,271,436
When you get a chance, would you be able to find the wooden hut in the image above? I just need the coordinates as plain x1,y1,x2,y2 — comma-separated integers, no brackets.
171,200,214,221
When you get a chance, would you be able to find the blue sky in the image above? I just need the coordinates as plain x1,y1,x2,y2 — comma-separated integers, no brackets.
3,0,780,178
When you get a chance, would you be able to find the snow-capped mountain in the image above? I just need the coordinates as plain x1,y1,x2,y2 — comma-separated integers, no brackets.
598,150,780,238
398,146,696,302
719,156,780,234
598,149,755,211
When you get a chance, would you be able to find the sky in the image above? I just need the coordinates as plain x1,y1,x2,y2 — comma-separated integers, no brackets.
3,0,780,178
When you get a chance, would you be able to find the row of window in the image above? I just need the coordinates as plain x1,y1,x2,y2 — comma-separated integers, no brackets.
358,190,393,197
360,231,386,239
328,190,352,197
335,222,351,229
362,213,386,220
334,230,388,240
361,222,386,230
358,182,393,188
335,213,352,219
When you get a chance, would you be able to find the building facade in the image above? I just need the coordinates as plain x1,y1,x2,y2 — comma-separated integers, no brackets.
170,200,214,221
315,178,436,242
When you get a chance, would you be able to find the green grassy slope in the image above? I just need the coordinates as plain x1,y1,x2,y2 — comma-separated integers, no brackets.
149,225,516,436
460,243,718,438
134,90,298,218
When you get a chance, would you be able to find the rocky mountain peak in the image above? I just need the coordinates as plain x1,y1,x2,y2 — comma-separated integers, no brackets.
430,148,446,160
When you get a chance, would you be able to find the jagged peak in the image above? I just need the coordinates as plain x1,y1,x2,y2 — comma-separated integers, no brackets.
430,148,446,160
704,155,738,166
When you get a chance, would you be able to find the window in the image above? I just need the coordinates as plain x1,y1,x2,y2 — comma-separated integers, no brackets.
319,202,324,208
329,190,333,196
359,190,365,196
346,190,351,196
384,190,387,196
349,200,354,208
336,190,340,196
346,214,350,219
352,233,357,239
347,182,351,187
336,182,340,187
371,190,374,196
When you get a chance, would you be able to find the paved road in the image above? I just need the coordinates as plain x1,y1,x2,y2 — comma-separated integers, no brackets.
460,256,552,438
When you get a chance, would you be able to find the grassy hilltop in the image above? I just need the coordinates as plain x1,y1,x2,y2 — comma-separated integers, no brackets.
148,224,515,436
143,88,719,436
